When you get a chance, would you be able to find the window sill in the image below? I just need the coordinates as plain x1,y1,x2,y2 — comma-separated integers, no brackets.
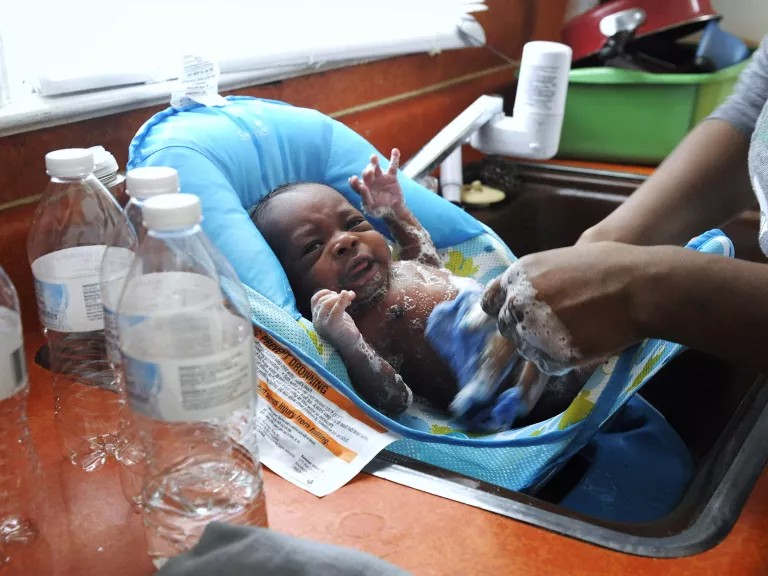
0,59,372,138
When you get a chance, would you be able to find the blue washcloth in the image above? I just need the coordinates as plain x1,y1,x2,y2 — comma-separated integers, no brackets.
425,285,523,430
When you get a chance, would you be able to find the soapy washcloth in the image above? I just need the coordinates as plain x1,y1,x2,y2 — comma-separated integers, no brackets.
426,285,537,431
157,522,412,576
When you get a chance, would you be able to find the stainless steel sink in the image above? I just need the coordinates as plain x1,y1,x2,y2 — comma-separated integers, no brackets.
364,160,768,558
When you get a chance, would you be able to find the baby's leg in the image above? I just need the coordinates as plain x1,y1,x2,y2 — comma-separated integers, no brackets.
514,361,601,426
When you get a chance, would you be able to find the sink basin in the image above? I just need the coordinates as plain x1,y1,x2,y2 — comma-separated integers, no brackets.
364,161,768,557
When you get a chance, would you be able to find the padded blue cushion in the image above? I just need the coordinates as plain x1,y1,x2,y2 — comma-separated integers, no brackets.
128,96,485,318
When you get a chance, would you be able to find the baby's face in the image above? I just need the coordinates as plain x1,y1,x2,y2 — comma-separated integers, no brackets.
260,184,392,314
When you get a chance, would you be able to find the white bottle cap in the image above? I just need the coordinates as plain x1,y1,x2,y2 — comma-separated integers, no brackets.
126,167,180,199
88,145,119,180
143,193,202,231
45,148,94,178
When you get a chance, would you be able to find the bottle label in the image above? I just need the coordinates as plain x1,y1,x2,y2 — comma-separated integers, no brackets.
32,246,107,332
123,336,254,422
115,272,223,358
118,272,221,318
101,246,137,364
0,308,27,400
103,306,121,365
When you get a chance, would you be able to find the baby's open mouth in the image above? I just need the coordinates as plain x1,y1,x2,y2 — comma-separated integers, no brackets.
345,257,379,288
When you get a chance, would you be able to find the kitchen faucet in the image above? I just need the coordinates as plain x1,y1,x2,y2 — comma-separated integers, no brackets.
402,41,572,202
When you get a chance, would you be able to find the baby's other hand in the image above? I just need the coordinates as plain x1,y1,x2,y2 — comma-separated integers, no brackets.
349,148,405,218
311,289,362,351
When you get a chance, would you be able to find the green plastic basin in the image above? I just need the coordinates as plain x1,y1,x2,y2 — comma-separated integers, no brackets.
557,60,749,165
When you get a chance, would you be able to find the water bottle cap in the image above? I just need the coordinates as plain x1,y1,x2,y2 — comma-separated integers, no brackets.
143,193,202,231
88,145,119,179
45,148,94,178
126,166,180,199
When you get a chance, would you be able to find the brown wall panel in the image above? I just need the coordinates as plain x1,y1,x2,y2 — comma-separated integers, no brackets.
337,68,518,159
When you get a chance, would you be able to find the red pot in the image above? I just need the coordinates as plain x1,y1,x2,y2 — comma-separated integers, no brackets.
563,0,720,63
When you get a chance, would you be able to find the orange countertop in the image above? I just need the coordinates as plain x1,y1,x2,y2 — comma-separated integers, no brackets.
535,158,657,177
11,331,768,576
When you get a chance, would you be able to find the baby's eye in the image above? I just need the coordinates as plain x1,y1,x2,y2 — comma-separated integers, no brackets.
303,241,322,256
345,217,367,230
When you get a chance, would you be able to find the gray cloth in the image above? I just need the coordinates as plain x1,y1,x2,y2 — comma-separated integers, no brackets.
709,35,768,138
748,87,768,256
709,34,768,256
156,522,413,576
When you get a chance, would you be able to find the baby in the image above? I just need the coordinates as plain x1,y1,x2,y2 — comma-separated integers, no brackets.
252,149,583,428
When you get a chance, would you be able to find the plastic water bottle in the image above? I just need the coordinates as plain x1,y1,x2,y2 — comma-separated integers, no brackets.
0,266,41,568
117,193,267,563
27,148,132,471
103,167,181,371
90,145,127,206
101,166,179,508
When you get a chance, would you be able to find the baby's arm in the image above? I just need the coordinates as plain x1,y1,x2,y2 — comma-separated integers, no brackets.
311,289,412,416
349,149,442,268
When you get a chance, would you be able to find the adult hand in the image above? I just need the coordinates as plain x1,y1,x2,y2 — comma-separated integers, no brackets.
482,241,653,373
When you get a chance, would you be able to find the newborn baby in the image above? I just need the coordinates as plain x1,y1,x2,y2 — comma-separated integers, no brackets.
251,149,583,428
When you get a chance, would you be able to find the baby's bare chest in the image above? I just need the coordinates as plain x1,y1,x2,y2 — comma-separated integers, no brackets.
357,263,466,354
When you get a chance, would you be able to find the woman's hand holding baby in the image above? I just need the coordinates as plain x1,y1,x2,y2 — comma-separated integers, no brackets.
311,289,362,351
349,148,407,219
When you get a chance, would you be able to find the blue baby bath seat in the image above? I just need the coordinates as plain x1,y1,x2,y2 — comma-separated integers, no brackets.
128,96,727,515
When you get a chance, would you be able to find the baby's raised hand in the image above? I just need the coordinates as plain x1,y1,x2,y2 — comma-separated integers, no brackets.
311,289,362,351
349,148,405,218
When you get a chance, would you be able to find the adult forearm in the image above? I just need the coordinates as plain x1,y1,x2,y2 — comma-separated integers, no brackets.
635,247,768,371
580,120,755,247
